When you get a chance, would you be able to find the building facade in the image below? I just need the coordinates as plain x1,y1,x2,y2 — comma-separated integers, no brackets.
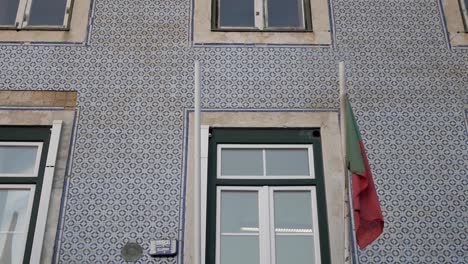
0,0,467,263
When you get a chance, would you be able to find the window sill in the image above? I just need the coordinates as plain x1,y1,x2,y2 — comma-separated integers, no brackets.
194,30,331,46
211,28,314,33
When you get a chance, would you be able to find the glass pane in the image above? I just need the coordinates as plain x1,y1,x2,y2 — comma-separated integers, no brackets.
221,191,258,233
221,149,263,176
274,191,313,231
28,0,67,26
275,236,315,264
220,235,259,264
267,0,304,28
219,0,255,27
0,233,27,264
0,189,32,264
0,0,20,25
0,146,39,175
0,190,31,233
265,149,309,176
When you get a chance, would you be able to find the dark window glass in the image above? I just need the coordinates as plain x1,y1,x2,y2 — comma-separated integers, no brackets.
267,0,304,28
28,0,67,26
219,0,255,27
0,0,20,25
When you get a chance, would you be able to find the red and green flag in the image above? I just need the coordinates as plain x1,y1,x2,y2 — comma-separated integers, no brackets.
345,95,384,249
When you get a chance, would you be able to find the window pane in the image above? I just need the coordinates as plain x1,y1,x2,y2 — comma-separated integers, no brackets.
28,0,67,26
267,0,304,28
0,189,32,264
265,149,309,176
220,235,259,264
274,191,313,231
275,236,315,264
0,0,20,25
221,191,258,233
219,0,255,27
221,149,263,176
0,146,39,175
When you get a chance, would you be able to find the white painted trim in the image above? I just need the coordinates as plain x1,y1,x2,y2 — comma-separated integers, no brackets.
215,186,262,264
0,184,36,264
217,144,314,179
15,0,29,28
259,186,270,264
0,142,43,177
200,125,210,264
268,186,321,264
194,61,201,264
63,0,74,28
29,120,62,264
255,0,264,30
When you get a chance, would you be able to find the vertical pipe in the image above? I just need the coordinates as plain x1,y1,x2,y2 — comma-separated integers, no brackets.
194,61,201,264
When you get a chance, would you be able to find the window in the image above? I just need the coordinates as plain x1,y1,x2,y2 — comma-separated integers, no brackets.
0,0,91,43
213,0,312,31
192,0,331,45
184,112,347,264
206,128,330,264
441,0,468,46
0,124,61,264
0,0,73,30
460,0,468,31
0,90,77,263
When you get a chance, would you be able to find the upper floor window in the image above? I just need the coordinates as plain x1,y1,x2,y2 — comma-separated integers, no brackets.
460,0,468,31
192,0,331,45
0,0,73,30
214,0,312,31
0,126,56,264
441,0,468,46
0,0,91,43
206,128,331,264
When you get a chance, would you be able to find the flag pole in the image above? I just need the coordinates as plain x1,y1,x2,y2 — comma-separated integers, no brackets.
339,62,350,264
194,60,201,264
340,61,359,264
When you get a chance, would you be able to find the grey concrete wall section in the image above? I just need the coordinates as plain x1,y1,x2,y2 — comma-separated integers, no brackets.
0,0,467,263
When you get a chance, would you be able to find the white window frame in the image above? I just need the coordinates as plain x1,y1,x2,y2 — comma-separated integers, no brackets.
215,186,321,264
0,184,35,264
217,0,307,31
216,144,315,179
0,142,43,177
30,120,62,263
0,0,73,30
268,186,321,264
215,186,266,264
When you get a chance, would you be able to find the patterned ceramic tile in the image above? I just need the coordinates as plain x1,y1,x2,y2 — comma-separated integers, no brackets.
0,0,467,263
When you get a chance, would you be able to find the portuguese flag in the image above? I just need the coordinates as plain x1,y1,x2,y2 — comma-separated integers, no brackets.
345,96,384,249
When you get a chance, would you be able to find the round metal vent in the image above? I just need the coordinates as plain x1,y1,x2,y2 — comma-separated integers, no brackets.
121,242,143,262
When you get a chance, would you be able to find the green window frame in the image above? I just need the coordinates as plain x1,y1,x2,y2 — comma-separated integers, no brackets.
211,0,313,32
205,128,331,264
0,126,51,264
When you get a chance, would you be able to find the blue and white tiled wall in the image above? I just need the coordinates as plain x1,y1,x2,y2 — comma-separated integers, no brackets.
0,0,466,263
